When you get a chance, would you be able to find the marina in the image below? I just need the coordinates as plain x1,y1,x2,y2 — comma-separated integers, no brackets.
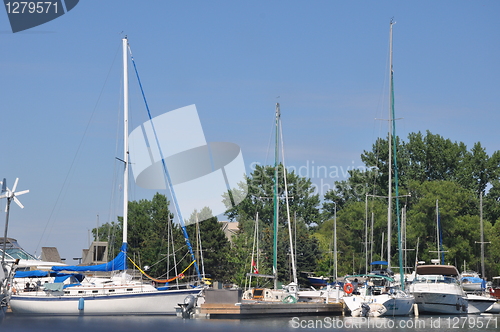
1,2,499,331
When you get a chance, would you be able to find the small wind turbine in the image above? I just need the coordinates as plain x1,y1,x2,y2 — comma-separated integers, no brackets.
0,178,29,265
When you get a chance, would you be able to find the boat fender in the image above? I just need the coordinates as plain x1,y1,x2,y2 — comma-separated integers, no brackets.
344,283,354,294
78,297,84,311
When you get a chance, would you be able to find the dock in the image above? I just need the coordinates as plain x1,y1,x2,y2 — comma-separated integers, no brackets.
185,288,343,319
196,302,343,319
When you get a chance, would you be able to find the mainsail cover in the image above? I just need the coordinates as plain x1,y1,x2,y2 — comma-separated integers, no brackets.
52,243,127,272
14,270,84,283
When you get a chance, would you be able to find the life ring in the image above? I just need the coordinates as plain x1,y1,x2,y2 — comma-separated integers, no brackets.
344,283,354,294
178,273,185,279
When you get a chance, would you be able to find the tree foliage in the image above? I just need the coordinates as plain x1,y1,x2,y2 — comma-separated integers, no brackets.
321,130,500,279
92,193,233,283
92,130,500,284
225,164,322,285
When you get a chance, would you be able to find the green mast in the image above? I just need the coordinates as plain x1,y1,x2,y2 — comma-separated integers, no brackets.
273,103,280,290
389,19,405,291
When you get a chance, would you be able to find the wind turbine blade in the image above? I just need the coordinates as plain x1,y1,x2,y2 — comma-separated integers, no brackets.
13,196,24,209
15,190,29,196
1,179,6,193
12,178,19,193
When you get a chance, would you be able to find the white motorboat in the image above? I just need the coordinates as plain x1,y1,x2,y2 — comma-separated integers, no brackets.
342,273,414,317
297,284,344,303
409,264,468,314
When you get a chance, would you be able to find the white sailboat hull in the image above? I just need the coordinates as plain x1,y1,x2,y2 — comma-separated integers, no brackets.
10,288,201,315
343,293,414,317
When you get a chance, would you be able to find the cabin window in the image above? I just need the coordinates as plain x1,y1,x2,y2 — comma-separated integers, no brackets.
127,288,133,291
108,289,115,292
92,290,98,293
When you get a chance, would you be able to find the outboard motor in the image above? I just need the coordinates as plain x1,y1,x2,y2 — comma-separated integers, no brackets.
360,303,370,317
179,294,196,319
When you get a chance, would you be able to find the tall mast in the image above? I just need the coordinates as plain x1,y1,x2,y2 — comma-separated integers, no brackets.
280,110,297,285
126,38,201,280
122,36,129,248
273,103,280,289
436,199,440,261
387,21,393,269
390,19,404,289
480,192,486,279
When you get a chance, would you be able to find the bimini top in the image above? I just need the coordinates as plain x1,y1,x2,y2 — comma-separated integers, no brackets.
370,261,388,266
416,265,459,277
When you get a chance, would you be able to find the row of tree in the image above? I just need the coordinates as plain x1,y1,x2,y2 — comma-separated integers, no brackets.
93,130,500,285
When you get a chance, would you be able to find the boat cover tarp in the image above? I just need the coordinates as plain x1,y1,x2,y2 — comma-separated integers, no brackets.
54,273,84,283
14,270,49,278
14,270,85,282
370,261,389,265
462,276,483,283
52,243,127,272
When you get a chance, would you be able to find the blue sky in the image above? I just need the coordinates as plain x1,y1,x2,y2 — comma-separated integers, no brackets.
1,1,499,262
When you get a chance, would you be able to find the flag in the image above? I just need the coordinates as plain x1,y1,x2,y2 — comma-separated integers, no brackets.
252,260,259,274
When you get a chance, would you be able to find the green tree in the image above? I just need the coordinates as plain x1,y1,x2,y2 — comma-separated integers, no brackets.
406,181,480,267
225,164,322,285
226,163,321,226
186,207,233,283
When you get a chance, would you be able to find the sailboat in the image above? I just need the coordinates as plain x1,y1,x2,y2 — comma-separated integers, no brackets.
8,37,203,315
242,103,298,303
342,20,414,317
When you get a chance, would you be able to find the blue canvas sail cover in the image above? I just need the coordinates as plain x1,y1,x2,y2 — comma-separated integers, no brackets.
52,243,127,272
14,270,49,278
14,270,84,283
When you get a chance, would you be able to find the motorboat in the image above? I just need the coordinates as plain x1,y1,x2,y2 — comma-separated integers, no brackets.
408,264,468,314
